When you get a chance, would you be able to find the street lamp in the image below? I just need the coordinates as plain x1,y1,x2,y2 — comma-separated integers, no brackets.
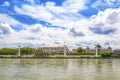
64,42,66,57
95,44,101,57
18,43,21,57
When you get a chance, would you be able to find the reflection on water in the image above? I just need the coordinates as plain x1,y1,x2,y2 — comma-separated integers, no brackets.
0,59,120,80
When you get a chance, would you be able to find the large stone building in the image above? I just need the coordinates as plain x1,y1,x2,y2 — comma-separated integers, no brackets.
113,49,120,57
39,46,69,54
72,46,112,55
72,49,77,53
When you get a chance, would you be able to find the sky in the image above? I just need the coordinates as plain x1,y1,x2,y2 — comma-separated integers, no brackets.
0,0,120,49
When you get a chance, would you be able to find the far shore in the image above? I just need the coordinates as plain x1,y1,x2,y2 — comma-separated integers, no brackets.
0,55,119,59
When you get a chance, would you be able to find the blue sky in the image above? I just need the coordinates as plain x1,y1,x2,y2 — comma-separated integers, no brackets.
0,0,120,49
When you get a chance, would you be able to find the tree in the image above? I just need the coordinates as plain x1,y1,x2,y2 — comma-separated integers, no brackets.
36,48,43,54
0,48,16,55
20,47,34,55
76,47,84,54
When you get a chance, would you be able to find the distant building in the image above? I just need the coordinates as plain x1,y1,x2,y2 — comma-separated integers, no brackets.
40,46,69,54
86,48,95,54
113,49,120,57
101,48,112,52
86,48,112,54
72,46,112,55
72,49,77,53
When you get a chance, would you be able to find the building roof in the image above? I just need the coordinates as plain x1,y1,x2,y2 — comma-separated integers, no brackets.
114,49,120,51
96,44,102,48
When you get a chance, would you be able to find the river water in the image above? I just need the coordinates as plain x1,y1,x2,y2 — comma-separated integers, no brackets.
0,59,120,80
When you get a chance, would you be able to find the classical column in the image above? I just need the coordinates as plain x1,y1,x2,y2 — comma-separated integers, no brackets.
95,44,101,57
95,46,98,57
64,45,66,57
18,45,21,57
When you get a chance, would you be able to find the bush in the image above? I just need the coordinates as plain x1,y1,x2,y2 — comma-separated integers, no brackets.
58,52,64,55
85,52,95,55
70,53,81,55
49,52,57,55
101,52,112,57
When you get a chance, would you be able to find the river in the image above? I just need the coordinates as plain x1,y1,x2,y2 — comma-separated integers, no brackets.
0,59,120,80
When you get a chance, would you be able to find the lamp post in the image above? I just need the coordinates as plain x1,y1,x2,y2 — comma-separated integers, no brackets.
33,43,37,56
95,46,98,57
18,43,21,57
64,42,66,57
95,44,101,57
86,47,89,54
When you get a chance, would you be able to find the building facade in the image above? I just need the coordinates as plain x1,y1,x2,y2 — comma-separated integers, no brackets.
113,49,120,57
72,47,112,55
40,46,69,54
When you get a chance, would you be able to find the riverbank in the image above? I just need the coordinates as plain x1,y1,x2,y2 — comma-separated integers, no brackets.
0,55,119,59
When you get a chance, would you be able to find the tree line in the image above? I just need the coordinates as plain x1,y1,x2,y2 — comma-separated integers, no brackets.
0,46,113,57
0,47,43,55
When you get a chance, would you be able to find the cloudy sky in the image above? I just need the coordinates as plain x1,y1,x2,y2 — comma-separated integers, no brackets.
0,0,120,49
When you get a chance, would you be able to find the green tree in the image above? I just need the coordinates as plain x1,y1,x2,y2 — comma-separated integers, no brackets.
76,47,84,54
20,47,34,55
36,48,43,54
101,52,112,57
0,48,16,55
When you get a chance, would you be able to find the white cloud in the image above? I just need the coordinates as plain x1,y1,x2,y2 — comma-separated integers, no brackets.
104,0,120,6
0,14,20,26
2,1,10,6
90,8,120,30
1,24,69,47
62,0,87,13
29,0,35,4
105,9,120,24
0,22,14,35
88,8,120,46
14,5,53,21
11,1,120,49
1,0,120,49
29,24,42,33
91,0,120,10
14,0,86,27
